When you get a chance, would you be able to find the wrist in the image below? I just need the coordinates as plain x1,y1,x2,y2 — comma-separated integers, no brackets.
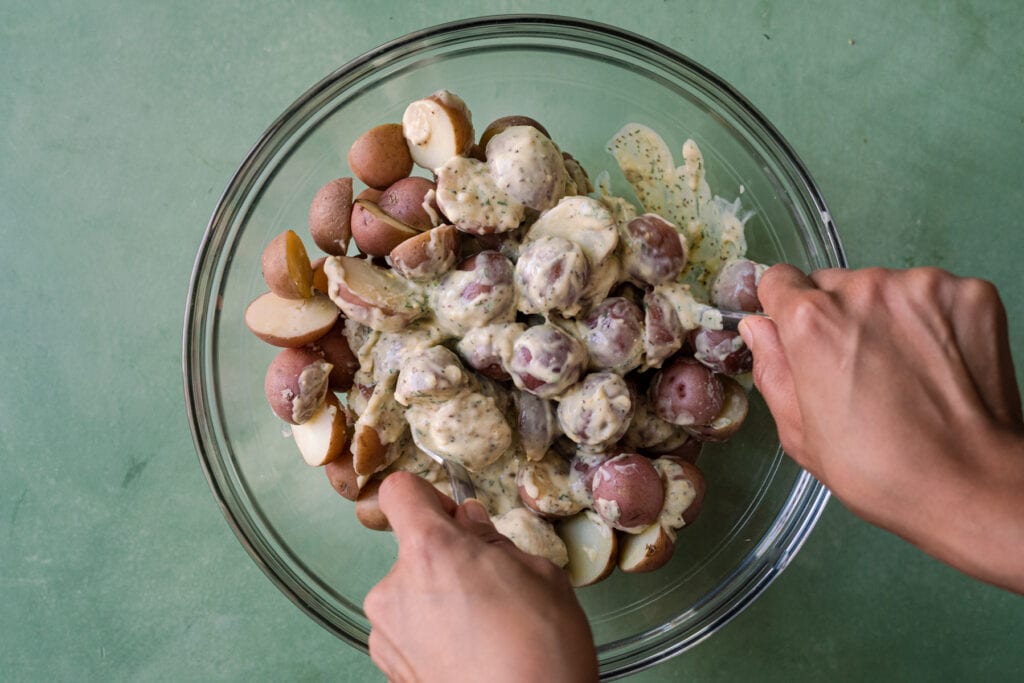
917,422,1024,593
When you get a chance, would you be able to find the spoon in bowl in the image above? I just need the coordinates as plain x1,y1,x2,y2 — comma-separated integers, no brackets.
409,428,477,505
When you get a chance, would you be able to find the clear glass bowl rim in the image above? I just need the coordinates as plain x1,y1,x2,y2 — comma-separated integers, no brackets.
183,13,845,680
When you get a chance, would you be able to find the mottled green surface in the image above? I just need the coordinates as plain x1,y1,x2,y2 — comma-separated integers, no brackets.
2,1,1022,681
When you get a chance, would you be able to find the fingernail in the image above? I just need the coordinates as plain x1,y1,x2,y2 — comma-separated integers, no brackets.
463,499,490,523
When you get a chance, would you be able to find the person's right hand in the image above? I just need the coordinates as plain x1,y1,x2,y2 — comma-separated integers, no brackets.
739,265,1024,593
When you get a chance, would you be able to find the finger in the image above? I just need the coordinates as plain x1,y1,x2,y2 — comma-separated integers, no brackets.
950,278,1024,424
739,316,811,470
378,471,457,540
807,267,852,291
453,500,518,547
757,263,818,317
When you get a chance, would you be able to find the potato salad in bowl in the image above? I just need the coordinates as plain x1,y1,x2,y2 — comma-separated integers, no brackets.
244,88,768,587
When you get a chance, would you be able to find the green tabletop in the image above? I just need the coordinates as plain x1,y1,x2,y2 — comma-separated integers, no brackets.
3,1,1022,680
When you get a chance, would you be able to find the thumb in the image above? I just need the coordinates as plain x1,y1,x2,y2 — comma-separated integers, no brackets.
739,317,806,464
454,500,516,546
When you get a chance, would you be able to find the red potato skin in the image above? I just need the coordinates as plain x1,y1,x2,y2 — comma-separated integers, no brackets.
325,448,358,501
591,453,665,531
378,176,439,231
650,357,725,426
356,477,390,531
711,258,763,312
350,200,420,257
309,178,353,256
348,124,413,190
264,347,332,425
390,224,459,281
307,320,359,392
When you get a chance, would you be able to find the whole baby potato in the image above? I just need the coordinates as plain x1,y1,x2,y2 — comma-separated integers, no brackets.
309,177,353,256
264,347,333,425
591,453,665,533
478,114,551,151
378,176,439,231
650,356,725,427
348,123,413,190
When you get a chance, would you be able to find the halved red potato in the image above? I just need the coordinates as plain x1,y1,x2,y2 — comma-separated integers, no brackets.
591,453,664,533
378,176,439,231
264,347,333,424
685,376,749,443
355,476,390,531
556,510,618,587
245,291,339,347
310,256,329,294
348,123,413,190
292,392,348,466
261,229,313,299
351,423,387,477
355,187,383,204
402,90,475,172
390,224,459,281
307,319,359,392
350,199,422,257
517,452,584,519
324,448,358,501
652,456,706,528
618,521,675,573
309,177,353,256
323,256,426,332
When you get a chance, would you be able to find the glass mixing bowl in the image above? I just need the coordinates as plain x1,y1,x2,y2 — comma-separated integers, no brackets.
184,15,845,679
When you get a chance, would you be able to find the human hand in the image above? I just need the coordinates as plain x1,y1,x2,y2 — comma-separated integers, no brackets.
739,265,1024,593
363,472,599,682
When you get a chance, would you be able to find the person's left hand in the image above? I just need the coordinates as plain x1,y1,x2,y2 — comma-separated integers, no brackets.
363,472,599,683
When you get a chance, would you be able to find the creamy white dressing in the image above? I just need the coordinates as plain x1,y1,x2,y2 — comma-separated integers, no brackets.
486,126,569,212
394,345,467,406
492,508,568,567
405,390,512,472
517,453,587,517
556,373,633,447
290,360,332,423
435,156,525,234
524,196,619,267
429,266,517,338
653,281,724,331
394,225,457,281
514,236,589,316
469,449,522,515
652,457,698,535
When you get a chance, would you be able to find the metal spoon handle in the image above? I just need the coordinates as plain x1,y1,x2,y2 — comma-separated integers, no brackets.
443,460,477,505
410,429,477,504
718,308,769,332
